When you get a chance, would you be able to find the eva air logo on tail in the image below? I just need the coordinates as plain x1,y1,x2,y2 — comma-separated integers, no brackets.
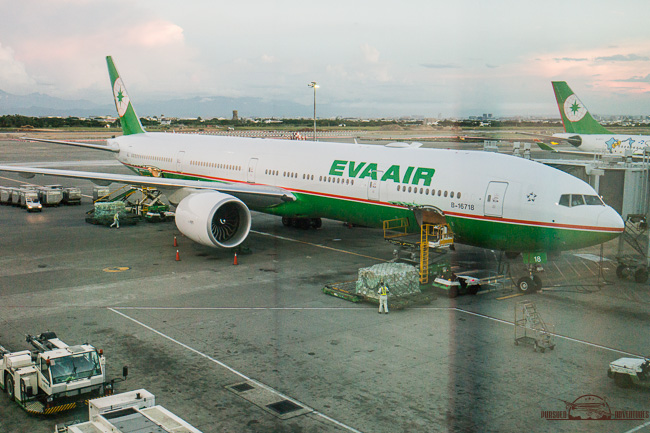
113,78,130,117
563,94,587,122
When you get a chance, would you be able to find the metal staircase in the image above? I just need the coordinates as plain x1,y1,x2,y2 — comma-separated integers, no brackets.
514,300,555,352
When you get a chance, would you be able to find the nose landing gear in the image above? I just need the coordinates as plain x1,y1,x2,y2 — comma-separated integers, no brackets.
517,268,543,293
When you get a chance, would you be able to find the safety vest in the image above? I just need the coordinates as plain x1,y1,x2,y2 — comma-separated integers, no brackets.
378,285,389,296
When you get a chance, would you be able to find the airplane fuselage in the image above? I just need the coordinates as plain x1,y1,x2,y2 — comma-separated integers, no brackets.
553,133,650,155
110,132,623,252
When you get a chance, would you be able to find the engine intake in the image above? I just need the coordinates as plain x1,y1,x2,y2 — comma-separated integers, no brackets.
175,192,251,248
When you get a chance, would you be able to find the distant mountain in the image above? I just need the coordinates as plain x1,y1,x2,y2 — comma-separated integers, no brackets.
0,89,112,117
0,89,316,118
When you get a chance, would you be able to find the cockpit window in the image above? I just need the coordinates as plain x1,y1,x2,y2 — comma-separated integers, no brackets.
571,195,585,207
584,195,604,206
559,194,570,207
559,194,605,207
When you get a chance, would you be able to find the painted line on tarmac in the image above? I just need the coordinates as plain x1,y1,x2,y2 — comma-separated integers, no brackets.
115,306,367,310
112,305,644,365
108,307,363,433
496,293,523,300
454,308,644,357
251,229,386,261
624,419,650,433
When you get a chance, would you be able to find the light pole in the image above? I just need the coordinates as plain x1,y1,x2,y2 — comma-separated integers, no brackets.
308,81,319,141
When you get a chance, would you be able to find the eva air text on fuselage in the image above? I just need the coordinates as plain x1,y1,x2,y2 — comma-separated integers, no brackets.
329,160,435,185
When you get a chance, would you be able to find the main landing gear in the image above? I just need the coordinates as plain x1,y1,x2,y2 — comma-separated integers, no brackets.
282,217,322,230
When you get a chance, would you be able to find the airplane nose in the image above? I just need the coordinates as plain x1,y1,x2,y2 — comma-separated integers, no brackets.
598,207,625,232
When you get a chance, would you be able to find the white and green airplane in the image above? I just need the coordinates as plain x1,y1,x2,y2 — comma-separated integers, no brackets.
0,57,624,291
538,81,650,156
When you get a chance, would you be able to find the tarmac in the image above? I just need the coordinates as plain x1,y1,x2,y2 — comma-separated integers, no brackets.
1,134,650,432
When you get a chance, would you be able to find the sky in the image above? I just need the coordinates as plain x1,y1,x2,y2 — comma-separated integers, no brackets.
1,0,650,118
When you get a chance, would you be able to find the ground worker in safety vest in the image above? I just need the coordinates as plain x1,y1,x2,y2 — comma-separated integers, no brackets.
377,278,390,314
110,212,120,229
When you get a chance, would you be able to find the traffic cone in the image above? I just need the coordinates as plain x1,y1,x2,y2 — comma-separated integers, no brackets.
173,236,177,247
175,250,180,261
233,252,238,265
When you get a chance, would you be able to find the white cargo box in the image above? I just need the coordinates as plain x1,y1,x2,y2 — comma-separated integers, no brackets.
89,389,155,418
64,389,202,433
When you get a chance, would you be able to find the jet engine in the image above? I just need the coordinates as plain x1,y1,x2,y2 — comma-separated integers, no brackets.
175,192,251,248
567,135,582,147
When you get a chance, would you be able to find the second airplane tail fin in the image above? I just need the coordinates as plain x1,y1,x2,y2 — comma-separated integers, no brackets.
551,81,611,134
106,56,145,136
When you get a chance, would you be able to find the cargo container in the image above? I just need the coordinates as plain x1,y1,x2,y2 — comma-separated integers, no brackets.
0,187,10,205
93,186,111,202
62,187,82,205
37,187,63,206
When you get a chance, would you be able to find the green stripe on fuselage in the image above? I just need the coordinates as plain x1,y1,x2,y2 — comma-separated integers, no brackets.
132,167,617,252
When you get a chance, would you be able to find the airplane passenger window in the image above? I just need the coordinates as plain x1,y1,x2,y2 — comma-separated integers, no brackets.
438,190,442,196
426,189,429,195
450,192,454,198
457,192,461,199
444,191,448,197
584,195,604,206
431,189,435,195
408,187,412,193
571,195,585,207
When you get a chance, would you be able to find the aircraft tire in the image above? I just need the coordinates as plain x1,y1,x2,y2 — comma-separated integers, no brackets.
614,373,633,389
281,217,290,227
616,264,626,279
448,286,458,299
468,284,480,295
517,277,535,294
532,275,542,290
6,375,14,401
311,218,322,229
634,268,648,284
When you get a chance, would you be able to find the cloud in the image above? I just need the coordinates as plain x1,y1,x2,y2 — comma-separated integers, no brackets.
485,64,499,69
553,57,588,62
360,43,380,63
124,20,184,48
261,54,276,63
595,54,650,62
615,74,650,83
420,63,457,69
0,43,36,93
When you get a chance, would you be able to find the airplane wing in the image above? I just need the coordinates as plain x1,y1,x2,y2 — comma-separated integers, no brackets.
0,165,295,207
533,141,597,156
22,137,119,152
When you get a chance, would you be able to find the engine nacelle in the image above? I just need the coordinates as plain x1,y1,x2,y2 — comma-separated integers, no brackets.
567,135,582,147
175,192,251,248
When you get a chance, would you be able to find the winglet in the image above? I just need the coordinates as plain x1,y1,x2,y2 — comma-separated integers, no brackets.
551,81,611,135
106,56,145,135
536,142,558,152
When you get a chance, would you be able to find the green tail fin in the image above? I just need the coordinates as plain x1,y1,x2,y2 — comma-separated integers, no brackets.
106,56,145,135
551,81,611,134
